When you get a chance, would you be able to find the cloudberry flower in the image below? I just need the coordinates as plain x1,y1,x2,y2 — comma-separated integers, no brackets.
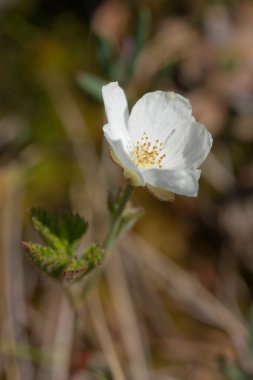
102,82,212,200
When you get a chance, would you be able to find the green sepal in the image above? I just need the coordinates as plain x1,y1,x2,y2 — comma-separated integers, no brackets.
24,242,69,279
110,148,143,187
30,208,88,256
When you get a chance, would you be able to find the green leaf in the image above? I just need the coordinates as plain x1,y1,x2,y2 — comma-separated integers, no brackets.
64,244,104,283
24,242,104,282
82,244,104,271
30,208,88,256
25,208,104,283
76,72,107,102
63,258,88,283
24,242,69,279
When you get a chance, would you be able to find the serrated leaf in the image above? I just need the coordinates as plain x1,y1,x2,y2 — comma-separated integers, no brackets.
82,244,104,271
63,258,88,283
24,242,69,279
64,244,104,284
76,72,107,102
25,209,104,283
24,241,104,283
30,208,88,256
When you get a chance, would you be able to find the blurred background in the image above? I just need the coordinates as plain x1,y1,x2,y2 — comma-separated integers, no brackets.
0,0,253,379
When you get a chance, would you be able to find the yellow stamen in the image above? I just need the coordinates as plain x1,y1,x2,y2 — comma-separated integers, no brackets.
132,132,166,169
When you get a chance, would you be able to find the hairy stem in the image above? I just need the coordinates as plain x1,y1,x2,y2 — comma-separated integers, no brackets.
103,183,133,250
80,183,134,298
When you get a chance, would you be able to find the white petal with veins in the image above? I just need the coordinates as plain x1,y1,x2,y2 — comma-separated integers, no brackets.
161,121,213,170
128,91,194,145
102,82,132,151
143,168,201,196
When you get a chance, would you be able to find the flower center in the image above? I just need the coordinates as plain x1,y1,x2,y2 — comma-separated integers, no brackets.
133,132,166,169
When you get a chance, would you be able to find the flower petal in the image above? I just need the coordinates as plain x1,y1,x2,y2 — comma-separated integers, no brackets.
182,122,212,168
128,91,194,146
102,82,132,150
128,91,212,171
103,125,144,186
161,121,213,170
143,168,201,197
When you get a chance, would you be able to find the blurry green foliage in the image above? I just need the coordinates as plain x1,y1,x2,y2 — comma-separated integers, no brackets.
134,7,151,57
76,7,152,102
223,364,246,380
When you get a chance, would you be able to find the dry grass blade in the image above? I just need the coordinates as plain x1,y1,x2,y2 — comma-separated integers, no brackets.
106,251,151,380
51,292,75,380
44,75,108,243
34,285,74,380
119,243,182,340
35,285,61,380
87,287,126,380
1,167,35,380
125,234,248,355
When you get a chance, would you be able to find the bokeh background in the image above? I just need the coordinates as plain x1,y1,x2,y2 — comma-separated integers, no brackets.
1,0,253,379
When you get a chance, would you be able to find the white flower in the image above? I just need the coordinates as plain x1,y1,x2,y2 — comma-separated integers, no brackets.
102,82,213,200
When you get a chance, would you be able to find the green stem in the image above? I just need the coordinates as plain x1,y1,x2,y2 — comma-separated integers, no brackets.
80,183,133,298
103,183,133,250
